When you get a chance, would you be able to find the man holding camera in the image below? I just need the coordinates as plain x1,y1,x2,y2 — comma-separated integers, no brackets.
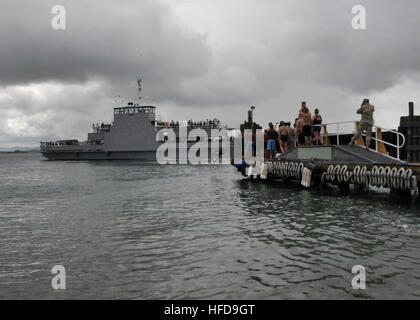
348,99,375,150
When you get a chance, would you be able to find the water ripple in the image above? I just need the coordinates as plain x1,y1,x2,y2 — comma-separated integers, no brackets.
1,153,420,299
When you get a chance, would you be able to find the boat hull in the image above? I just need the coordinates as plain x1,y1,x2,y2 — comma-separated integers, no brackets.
41,150,159,160
41,143,234,162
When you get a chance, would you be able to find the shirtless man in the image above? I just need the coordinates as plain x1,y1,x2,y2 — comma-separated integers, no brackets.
299,101,306,119
296,114,305,146
302,107,312,145
278,121,289,154
287,122,295,150
266,122,278,160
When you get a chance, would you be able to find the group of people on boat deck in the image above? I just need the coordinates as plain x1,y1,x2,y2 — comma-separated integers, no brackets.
264,102,323,160
157,119,221,128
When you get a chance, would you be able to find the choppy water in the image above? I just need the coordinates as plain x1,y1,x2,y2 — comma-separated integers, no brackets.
1,152,420,299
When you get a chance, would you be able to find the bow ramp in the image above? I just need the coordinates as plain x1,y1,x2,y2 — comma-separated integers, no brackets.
280,145,402,165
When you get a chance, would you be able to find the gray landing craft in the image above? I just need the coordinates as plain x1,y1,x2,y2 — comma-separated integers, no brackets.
40,100,233,161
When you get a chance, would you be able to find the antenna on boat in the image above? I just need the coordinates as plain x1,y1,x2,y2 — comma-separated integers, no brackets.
115,95,123,106
144,96,153,104
137,76,142,100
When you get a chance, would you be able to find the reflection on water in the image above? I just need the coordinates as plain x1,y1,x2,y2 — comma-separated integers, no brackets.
0,152,420,299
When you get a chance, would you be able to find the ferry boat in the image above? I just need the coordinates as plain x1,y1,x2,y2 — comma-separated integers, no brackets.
40,90,231,161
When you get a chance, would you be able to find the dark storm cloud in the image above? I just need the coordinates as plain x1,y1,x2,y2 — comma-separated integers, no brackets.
2,0,420,101
209,0,420,98
0,0,212,100
2,0,420,147
285,0,420,93
159,0,420,108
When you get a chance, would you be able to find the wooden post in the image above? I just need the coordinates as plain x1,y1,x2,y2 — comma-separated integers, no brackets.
409,102,414,118
355,121,365,146
376,127,387,154
408,102,414,163
323,124,330,145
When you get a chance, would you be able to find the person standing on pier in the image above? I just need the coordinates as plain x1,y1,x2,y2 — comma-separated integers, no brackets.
299,101,306,118
287,122,295,150
348,99,375,150
296,115,305,146
266,122,278,160
302,107,312,145
312,109,323,145
278,121,289,154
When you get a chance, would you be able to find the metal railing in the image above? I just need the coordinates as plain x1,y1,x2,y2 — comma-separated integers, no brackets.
322,121,406,160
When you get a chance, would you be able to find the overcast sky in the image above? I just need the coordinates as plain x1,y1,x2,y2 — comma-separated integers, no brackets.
1,0,420,147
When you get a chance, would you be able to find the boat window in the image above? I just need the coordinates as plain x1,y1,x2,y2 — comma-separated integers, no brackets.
129,108,134,114
134,108,138,114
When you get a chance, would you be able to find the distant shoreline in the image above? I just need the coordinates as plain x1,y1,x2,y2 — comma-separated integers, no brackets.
0,150,40,153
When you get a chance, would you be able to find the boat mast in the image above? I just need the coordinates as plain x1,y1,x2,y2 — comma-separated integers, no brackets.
137,76,142,101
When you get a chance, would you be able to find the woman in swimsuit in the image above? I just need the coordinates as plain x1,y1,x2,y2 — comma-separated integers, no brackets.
312,108,323,145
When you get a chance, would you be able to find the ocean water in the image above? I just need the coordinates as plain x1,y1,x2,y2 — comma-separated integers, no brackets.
0,152,420,299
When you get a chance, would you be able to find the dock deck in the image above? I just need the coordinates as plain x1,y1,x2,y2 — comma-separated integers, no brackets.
234,145,419,202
